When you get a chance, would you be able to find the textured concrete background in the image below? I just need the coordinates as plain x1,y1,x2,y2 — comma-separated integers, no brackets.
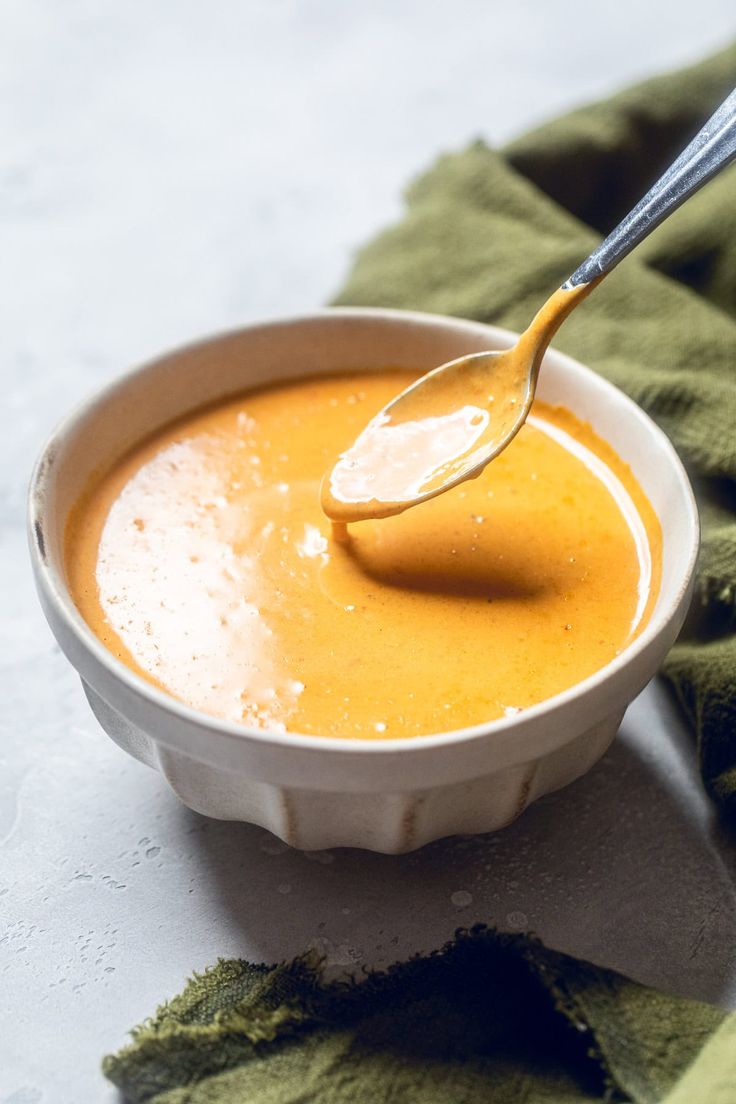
2,3,736,1100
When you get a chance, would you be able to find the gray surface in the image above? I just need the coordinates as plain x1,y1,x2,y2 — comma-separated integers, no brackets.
3,3,736,1101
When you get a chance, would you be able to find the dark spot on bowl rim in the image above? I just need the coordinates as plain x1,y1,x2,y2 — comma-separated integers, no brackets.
34,519,46,562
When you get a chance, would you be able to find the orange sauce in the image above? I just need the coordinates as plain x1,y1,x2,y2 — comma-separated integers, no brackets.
66,371,661,740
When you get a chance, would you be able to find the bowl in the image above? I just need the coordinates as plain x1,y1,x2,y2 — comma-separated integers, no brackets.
28,308,699,853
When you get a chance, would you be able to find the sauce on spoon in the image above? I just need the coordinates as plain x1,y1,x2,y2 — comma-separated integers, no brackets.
321,284,597,525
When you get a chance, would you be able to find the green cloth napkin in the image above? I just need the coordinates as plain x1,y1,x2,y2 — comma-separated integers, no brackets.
104,929,736,1103
335,42,736,818
104,48,736,1104
103,922,736,1104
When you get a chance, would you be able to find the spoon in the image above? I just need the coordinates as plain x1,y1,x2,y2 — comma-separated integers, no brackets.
322,86,736,527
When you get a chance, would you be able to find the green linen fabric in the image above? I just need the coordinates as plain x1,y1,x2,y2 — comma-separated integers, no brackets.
335,43,736,818
105,48,736,1104
104,929,735,1103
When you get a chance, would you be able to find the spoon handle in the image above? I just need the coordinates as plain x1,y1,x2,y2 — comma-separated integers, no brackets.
563,86,736,289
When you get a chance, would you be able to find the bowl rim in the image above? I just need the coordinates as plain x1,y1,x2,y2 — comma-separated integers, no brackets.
28,306,700,762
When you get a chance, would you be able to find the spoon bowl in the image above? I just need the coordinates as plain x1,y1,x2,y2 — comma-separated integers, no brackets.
321,284,591,522
321,346,531,521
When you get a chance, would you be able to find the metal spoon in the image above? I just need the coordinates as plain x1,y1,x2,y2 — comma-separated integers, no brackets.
322,86,736,526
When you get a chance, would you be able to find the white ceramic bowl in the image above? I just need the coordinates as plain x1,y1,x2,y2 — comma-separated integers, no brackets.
29,309,699,853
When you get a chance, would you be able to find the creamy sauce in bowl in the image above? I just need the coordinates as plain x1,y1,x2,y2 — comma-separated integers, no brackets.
66,370,661,740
